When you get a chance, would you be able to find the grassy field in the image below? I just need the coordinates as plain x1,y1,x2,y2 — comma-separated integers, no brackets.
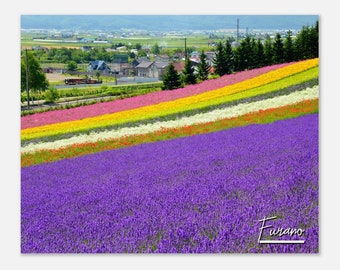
21,81,163,114
21,34,221,50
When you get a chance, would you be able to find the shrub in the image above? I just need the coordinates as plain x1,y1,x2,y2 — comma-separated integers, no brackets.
44,87,59,103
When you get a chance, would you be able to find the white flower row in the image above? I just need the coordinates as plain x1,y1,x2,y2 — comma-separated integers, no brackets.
22,85,319,154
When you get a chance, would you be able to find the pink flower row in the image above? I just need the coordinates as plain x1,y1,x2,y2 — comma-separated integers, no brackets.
21,62,293,129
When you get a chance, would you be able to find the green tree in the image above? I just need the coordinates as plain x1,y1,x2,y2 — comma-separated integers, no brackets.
128,51,136,59
284,30,295,62
272,33,284,63
182,58,197,85
152,43,161,55
295,26,309,60
21,50,49,94
55,47,72,63
234,36,253,71
263,36,273,66
224,40,234,74
254,38,265,68
310,21,319,58
44,86,59,103
294,23,319,60
197,50,211,81
137,50,147,58
67,60,78,71
95,71,101,81
213,41,227,76
162,63,181,90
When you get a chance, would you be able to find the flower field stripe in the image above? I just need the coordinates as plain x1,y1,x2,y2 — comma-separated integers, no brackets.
21,78,319,147
207,66,318,108
21,60,318,142
21,99,318,167
21,62,294,129
21,114,318,252
21,85,319,154
21,65,318,142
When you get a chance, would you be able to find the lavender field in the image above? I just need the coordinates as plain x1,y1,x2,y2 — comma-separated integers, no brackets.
21,114,318,253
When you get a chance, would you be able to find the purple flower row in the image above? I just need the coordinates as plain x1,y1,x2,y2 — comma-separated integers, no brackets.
21,114,318,253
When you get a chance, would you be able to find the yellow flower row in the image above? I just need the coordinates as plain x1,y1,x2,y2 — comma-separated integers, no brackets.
207,66,318,107
21,58,318,141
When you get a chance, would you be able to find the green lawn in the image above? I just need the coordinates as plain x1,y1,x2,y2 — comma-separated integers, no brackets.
21,35,219,51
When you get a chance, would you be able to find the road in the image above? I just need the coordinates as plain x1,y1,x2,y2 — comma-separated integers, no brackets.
55,77,159,89
21,95,117,111
21,77,161,112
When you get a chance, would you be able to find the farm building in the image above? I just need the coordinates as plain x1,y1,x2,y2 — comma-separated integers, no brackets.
87,60,111,73
135,61,169,80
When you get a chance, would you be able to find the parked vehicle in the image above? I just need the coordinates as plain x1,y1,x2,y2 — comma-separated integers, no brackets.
64,78,102,85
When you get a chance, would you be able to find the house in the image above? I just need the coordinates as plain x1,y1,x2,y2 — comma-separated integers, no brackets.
135,61,169,80
80,38,95,43
231,41,240,48
154,55,170,62
93,40,108,44
172,62,185,73
80,46,92,52
190,51,200,58
116,46,127,51
130,49,138,56
135,61,154,77
173,52,185,61
111,62,134,76
87,61,111,73
141,45,151,53
32,46,49,52
153,62,169,79
189,57,200,66
208,41,217,47
205,51,216,61
137,56,151,62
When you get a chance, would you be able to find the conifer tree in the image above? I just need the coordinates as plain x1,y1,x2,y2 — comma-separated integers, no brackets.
213,41,228,76
254,38,265,68
284,30,295,62
234,36,253,71
224,40,234,74
182,57,197,85
294,26,312,60
197,50,210,81
310,21,319,58
263,36,273,66
162,63,181,90
273,33,284,63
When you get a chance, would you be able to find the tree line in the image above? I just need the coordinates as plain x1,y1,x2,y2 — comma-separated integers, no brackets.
29,42,195,66
163,21,318,90
32,46,123,64
213,20,318,76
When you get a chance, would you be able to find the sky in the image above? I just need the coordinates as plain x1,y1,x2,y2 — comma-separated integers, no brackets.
20,15,319,32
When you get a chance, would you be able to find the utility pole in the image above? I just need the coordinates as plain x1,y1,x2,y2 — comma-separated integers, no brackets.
237,18,240,42
25,49,30,109
184,37,187,59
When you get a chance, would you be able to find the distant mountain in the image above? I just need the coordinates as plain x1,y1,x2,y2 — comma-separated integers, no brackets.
21,15,318,32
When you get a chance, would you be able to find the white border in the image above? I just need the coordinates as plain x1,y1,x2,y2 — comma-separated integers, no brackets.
1,1,339,269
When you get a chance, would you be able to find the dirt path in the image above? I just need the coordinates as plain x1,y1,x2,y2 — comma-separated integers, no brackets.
45,73,68,82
